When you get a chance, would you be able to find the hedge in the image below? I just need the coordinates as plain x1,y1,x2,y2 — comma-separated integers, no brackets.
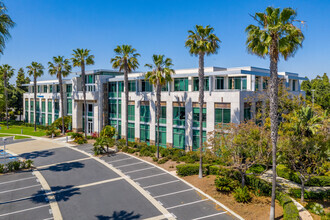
277,191,300,220
176,164,209,176
277,164,330,187
289,188,330,201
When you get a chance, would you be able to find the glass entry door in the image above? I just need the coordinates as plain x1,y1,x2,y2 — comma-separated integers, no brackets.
88,119,93,134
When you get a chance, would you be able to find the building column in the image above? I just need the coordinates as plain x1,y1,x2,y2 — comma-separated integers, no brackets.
250,75,255,91
206,101,215,134
188,77,193,92
185,100,193,151
166,100,173,148
135,101,140,142
150,99,156,145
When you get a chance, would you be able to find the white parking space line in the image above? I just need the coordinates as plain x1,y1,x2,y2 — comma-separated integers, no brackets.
0,176,35,185
43,217,54,220
124,166,156,174
0,184,40,194
143,180,180,189
166,199,209,210
36,157,92,169
192,212,227,220
133,173,167,181
153,188,194,198
108,157,134,163
0,204,50,217
115,161,144,168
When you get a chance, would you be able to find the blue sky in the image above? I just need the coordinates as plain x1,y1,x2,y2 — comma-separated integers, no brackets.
2,0,330,83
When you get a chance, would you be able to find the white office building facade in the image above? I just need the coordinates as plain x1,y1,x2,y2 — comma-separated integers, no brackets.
23,66,305,150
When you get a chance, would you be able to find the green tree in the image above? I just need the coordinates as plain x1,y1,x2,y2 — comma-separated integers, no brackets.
301,73,330,110
185,25,220,179
27,62,44,131
279,106,328,203
0,2,15,54
71,49,94,138
246,7,304,218
111,45,140,146
48,56,72,134
145,54,174,158
15,68,30,121
0,64,14,128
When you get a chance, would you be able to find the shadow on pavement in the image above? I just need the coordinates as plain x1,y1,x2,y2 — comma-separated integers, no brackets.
96,211,141,220
20,150,54,160
39,161,85,172
30,185,81,204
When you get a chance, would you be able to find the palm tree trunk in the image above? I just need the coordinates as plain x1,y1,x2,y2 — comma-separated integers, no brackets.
4,75,8,129
269,37,279,220
156,83,161,158
81,63,87,138
34,76,37,132
124,63,129,147
59,74,65,135
198,53,205,179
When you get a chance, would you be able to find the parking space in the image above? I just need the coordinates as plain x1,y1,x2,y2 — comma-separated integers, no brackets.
0,171,53,220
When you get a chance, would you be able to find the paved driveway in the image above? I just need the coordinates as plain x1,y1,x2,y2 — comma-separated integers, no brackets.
0,144,238,220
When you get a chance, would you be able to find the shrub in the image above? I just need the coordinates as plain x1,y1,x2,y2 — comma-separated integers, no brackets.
246,175,272,196
93,146,103,156
91,132,99,139
305,202,325,216
152,157,158,162
139,147,154,157
46,126,61,137
209,165,220,175
12,161,21,170
75,137,87,145
247,164,266,174
157,158,168,164
51,116,72,132
122,146,129,153
176,164,209,176
215,176,239,192
86,135,93,140
160,148,170,157
276,192,299,220
289,188,330,201
25,159,33,168
233,186,252,203
6,161,14,172
127,148,137,154
0,164,4,173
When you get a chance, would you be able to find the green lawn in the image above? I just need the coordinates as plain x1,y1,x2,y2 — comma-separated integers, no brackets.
0,133,31,140
0,125,46,137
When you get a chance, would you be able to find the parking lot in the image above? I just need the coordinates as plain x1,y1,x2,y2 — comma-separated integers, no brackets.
0,144,237,220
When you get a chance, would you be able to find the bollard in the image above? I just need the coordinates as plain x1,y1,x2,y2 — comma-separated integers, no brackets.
52,133,54,139
66,136,68,143
21,129,23,134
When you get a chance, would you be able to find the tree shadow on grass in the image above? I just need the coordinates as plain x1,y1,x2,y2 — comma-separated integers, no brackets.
20,150,54,160
39,161,85,172
96,210,141,220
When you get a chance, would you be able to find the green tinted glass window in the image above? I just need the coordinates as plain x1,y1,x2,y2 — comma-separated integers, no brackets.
192,107,206,128
155,126,166,147
140,105,150,122
192,130,206,151
173,128,185,149
173,106,185,126
128,123,135,142
140,124,150,144
128,105,135,121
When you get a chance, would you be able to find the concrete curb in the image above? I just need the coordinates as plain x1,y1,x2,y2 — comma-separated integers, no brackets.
122,152,244,220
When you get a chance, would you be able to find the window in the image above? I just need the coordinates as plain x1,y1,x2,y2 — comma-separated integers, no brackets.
215,77,224,90
49,85,53,93
192,130,206,151
156,106,166,124
48,114,52,125
214,103,231,127
140,124,150,144
67,99,72,114
193,77,209,91
25,111,28,122
263,78,268,90
255,77,259,91
57,85,60,93
155,126,166,147
108,82,117,97
36,101,40,112
25,100,28,111
128,123,135,142
41,101,46,112
88,104,93,117
140,103,150,122
36,113,40,125
192,106,206,128
41,113,46,126
66,84,72,93
128,81,136,92
228,77,247,90
85,75,94,84
173,106,185,126
118,100,122,118
48,100,52,113
30,100,34,110
118,81,124,97
141,80,152,92
174,78,188,91
173,128,185,149
43,85,47,93
292,80,296,91
161,83,168,91
30,112,34,124
38,86,41,93
109,99,117,118
244,103,251,121
128,104,135,121
54,100,59,114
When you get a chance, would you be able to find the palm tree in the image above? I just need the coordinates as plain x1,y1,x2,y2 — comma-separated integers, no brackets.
48,56,72,135
0,64,14,129
145,55,174,158
27,62,44,132
0,2,15,55
185,25,220,179
246,7,304,219
71,49,94,138
111,45,140,147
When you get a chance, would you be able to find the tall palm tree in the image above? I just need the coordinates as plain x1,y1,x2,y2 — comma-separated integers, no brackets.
0,2,15,55
27,62,44,132
111,45,140,146
246,7,304,219
71,49,94,138
185,25,220,179
145,55,174,158
48,56,72,135
0,64,14,129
